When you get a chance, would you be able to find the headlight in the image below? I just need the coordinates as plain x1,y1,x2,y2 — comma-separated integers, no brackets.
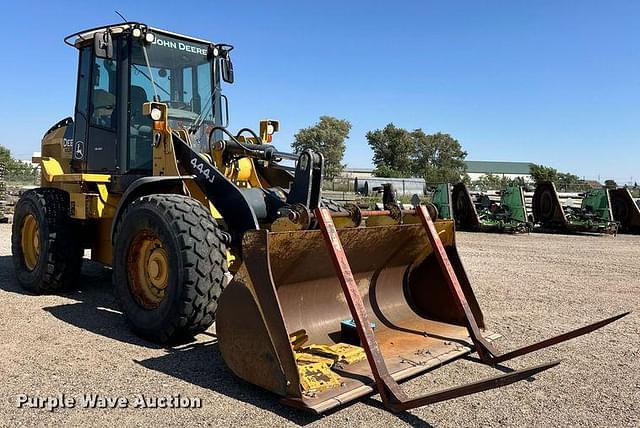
150,107,162,121
212,47,220,57
145,32,155,43
132,28,142,38
266,124,275,135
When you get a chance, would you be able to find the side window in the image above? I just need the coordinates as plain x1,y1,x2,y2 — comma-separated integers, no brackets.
129,64,154,172
91,58,117,128
76,47,91,117
196,63,212,120
182,67,193,108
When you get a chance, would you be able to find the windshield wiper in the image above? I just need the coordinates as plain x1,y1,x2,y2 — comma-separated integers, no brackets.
132,64,171,98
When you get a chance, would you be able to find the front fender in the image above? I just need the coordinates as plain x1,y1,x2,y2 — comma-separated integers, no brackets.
110,176,191,241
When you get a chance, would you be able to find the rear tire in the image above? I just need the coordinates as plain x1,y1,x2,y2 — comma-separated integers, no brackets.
11,188,83,293
113,194,228,343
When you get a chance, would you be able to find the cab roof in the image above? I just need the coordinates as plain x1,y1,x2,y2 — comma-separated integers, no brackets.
64,21,214,49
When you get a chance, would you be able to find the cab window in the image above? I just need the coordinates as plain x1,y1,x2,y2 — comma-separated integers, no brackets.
91,58,117,129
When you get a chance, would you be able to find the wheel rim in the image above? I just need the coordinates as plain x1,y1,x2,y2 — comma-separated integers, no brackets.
127,231,170,309
21,214,40,271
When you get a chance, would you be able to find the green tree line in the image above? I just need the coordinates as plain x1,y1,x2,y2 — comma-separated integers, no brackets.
292,116,619,191
0,145,38,183
293,119,469,183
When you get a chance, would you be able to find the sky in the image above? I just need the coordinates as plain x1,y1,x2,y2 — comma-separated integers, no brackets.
0,1,638,183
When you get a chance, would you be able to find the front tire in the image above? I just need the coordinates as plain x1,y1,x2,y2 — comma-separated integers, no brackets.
11,188,83,293
113,194,229,343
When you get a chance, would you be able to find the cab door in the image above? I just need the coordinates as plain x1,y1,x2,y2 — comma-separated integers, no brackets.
71,46,91,172
72,44,119,173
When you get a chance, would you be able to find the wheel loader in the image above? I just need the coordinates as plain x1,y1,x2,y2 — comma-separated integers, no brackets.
12,22,628,414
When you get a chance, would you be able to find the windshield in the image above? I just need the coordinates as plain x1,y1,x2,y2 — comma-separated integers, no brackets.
128,33,219,167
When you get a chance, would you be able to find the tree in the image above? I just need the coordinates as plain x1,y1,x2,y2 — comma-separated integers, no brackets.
366,124,416,177
0,145,13,166
529,164,558,184
473,173,509,190
604,179,617,189
412,131,467,183
367,125,467,181
556,172,583,190
529,163,587,191
509,176,526,187
471,175,527,190
292,116,351,179
0,144,36,182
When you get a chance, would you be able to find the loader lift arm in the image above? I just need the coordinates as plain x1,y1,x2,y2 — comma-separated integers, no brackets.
314,206,629,412
172,131,260,242
172,129,325,246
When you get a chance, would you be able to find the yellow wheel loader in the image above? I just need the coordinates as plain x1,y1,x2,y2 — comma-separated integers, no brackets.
12,22,628,413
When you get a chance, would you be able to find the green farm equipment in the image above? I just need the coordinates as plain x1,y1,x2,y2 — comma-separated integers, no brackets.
609,188,640,234
430,183,453,219
532,182,617,234
432,183,530,233
0,163,7,223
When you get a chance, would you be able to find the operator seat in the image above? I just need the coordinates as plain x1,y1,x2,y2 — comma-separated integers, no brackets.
130,85,152,132
129,85,153,170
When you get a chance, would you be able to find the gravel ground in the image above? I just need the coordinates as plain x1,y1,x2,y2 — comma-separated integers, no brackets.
0,222,638,427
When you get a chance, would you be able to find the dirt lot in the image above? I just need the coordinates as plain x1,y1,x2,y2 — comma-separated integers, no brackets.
0,222,638,427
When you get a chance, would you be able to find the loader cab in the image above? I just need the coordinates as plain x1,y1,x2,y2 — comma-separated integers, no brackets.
68,24,228,180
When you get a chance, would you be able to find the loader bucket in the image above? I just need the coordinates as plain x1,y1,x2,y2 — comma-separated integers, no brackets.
216,218,495,413
216,207,628,413
609,188,640,234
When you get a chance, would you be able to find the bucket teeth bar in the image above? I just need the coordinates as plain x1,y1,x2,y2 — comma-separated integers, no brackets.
314,206,629,412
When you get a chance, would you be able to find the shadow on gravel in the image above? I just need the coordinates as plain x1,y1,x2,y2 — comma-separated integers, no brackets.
46,261,164,348
0,256,160,348
1,254,433,425
136,340,325,425
464,355,536,382
44,303,162,348
0,256,114,300
0,255,25,295
360,398,435,427
136,336,435,426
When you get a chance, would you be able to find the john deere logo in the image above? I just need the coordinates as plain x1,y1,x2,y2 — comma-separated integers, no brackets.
74,141,85,159
152,38,207,56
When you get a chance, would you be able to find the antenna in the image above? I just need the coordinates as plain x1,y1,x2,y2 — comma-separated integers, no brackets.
115,10,127,22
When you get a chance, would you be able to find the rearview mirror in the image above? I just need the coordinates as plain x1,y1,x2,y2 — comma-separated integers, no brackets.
222,57,234,83
94,31,114,59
